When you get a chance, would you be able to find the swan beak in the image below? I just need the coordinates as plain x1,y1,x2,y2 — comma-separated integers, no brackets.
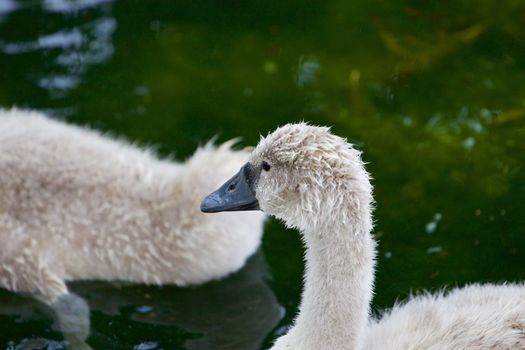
200,163,260,213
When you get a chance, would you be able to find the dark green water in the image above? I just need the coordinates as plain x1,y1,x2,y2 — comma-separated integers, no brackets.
1,1,524,349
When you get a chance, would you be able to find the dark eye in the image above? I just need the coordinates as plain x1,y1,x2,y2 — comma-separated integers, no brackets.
227,181,237,192
262,161,271,171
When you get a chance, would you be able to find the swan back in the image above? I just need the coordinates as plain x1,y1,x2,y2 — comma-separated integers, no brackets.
0,108,265,290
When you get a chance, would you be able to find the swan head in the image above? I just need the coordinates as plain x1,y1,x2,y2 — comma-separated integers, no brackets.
201,123,373,232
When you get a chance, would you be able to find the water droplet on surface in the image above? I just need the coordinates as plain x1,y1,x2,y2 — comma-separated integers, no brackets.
426,114,442,130
349,69,360,87
263,60,278,74
243,87,254,97
425,221,437,234
149,20,161,32
425,213,442,234
136,305,153,314
426,246,443,254
296,57,319,88
134,341,159,350
480,108,493,122
136,105,146,115
133,86,150,96
458,106,469,120
402,116,413,127
463,137,476,149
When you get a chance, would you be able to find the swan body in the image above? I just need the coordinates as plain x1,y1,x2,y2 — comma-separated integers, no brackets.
0,108,265,305
366,283,525,349
201,123,525,350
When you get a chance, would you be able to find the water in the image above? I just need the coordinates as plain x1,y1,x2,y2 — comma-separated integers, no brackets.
1,0,524,349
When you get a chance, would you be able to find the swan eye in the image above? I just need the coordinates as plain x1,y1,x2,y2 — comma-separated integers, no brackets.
227,181,237,192
262,161,271,171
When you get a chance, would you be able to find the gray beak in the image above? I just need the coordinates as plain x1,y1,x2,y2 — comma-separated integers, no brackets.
200,162,260,213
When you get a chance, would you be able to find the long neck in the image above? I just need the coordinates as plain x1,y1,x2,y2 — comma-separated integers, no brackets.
289,199,376,350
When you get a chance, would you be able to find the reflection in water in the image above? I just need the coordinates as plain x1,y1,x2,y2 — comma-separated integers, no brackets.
0,251,281,350
425,213,442,234
1,29,84,54
0,1,19,23
296,57,319,89
84,251,281,350
43,0,114,13
0,0,116,98
424,107,491,142
6,338,66,350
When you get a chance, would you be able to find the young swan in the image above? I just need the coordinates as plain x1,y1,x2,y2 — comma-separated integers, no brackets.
201,123,525,350
0,108,265,341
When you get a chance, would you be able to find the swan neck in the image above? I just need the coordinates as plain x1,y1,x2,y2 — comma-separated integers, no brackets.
293,211,375,350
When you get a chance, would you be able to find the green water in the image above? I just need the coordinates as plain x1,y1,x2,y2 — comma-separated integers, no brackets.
0,0,524,349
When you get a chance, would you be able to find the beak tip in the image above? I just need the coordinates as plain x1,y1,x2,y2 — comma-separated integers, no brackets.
200,202,209,213
200,163,259,213
200,195,218,213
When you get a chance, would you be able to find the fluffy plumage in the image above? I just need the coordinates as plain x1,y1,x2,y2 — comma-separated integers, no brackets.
237,123,524,350
0,108,265,304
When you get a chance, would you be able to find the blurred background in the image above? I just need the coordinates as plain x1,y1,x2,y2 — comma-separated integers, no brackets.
0,0,524,349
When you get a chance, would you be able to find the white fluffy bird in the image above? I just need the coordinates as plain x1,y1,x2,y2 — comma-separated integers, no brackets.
0,108,265,342
202,123,525,350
